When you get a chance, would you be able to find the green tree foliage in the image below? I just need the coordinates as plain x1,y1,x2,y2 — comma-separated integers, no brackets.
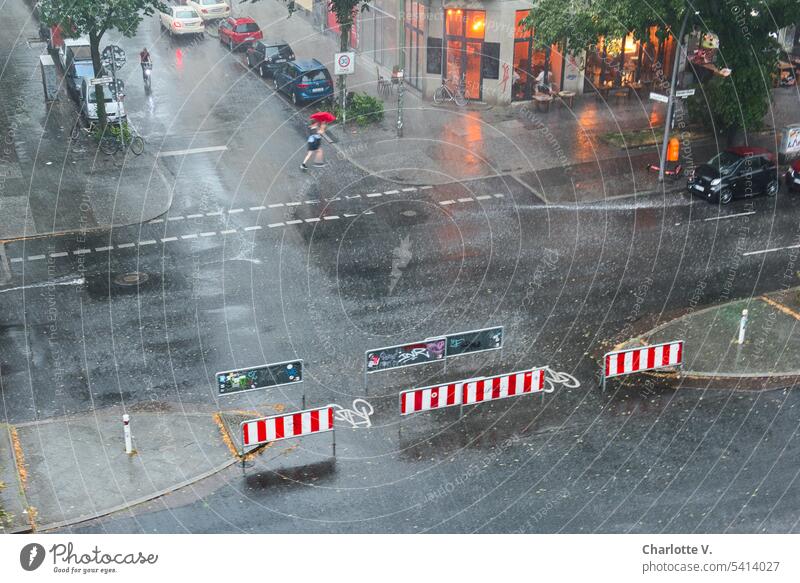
38,0,166,127
524,0,796,139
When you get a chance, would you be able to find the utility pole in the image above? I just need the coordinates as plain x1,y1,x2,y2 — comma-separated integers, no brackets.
658,8,691,182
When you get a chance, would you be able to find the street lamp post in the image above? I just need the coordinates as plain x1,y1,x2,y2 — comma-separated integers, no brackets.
658,8,692,182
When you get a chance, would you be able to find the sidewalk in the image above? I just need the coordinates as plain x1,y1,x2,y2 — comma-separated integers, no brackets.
0,404,237,531
0,0,172,242
619,287,800,388
250,2,798,198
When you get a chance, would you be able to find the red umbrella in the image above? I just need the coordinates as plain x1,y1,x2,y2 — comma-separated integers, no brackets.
310,111,336,124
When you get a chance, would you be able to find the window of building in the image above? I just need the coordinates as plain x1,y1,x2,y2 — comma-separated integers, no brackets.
404,0,426,88
443,8,485,100
512,9,547,101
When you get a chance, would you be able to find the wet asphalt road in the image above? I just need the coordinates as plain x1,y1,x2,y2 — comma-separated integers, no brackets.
2,6,800,533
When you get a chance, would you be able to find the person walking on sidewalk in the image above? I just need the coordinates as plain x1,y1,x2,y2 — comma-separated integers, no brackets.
300,122,327,170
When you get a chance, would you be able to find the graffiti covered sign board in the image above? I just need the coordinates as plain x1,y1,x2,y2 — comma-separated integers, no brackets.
217,360,303,396
365,338,446,374
445,326,503,358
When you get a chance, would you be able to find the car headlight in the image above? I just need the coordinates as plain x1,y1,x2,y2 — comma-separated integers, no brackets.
710,178,721,187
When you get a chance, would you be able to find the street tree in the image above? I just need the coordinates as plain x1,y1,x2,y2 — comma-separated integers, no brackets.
523,0,797,142
38,0,166,128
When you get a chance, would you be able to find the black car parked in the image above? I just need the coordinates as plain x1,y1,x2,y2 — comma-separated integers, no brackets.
245,40,294,77
687,146,780,204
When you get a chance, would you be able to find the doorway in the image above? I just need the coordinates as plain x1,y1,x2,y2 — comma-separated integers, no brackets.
443,8,485,100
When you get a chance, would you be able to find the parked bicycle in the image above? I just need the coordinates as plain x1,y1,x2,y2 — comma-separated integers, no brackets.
70,117,144,156
433,73,467,106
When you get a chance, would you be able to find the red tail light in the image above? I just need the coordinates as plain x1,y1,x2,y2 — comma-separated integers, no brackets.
296,83,310,89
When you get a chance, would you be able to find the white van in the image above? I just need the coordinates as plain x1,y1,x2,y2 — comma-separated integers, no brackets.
59,37,90,70
79,78,126,122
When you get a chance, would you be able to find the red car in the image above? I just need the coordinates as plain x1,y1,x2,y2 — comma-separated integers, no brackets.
786,159,800,193
218,17,262,51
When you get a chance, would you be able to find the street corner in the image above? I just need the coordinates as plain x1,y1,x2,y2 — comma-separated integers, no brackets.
214,404,287,460
0,423,34,533
13,407,240,531
615,289,800,390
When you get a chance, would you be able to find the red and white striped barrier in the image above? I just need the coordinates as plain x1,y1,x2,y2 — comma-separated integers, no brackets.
400,368,545,416
602,340,683,390
241,405,334,448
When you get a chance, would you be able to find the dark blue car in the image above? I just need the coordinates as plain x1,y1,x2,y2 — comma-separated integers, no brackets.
272,59,333,105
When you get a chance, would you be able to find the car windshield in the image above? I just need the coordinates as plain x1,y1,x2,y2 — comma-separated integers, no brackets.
236,23,260,33
302,70,328,83
73,62,94,78
200,0,223,5
87,90,115,104
708,151,742,176
176,10,198,18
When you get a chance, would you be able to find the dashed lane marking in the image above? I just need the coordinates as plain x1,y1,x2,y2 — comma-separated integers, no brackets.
73,249,92,255
268,222,285,228
51,251,70,257
458,197,474,203
186,213,205,219
286,220,303,225
181,234,198,240
28,255,45,261
220,229,237,235
286,202,301,206
249,206,266,211
200,231,216,237
366,192,382,197
244,225,262,231
167,216,184,221
117,243,135,248
402,187,417,192
268,203,284,208
10,258,23,263
475,195,492,200
304,218,321,223
323,215,340,220
385,189,399,195
440,200,455,205
138,240,156,246
161,237,178,243
228,208,244,214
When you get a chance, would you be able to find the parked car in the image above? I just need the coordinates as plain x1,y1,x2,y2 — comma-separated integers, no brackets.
58,37,90,70
786,159,800,193
218,17,262,51
187,0,231,21
273,59,334,105
80,77,126,122
159,5,205,38
245,40,294,77
687,146,779,204
63,43,95,100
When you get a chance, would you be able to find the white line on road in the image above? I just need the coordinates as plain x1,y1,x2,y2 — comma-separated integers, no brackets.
249,206,266,211
28,255,45,261
244,225,262,231
150,218,164,223
268,222,285,228
157,145,228,158
286,220,303,225
268,203,284,208
704,211,756,222
206,211,223,217
161,237,178,243
366,193,382,198
304,218,321,223
493,194,505,198
305,200,318,205
228,208,244,214
402,187,417,192
10,258,23,263
186,214,204,219
181,234,198,240
743,243,800,257
475,195,492,200
384,190,399,195
323,215,340,220
286,201,301,206
117,242,135,248
200,231,217,237
420,185,433,190
440,200,455,205
51,251,70,257
220,229,237,235
458,197,474,203
346,194,361,199
138,240,156,246
168,216,184,221
94,247,112,252
73,249,92,255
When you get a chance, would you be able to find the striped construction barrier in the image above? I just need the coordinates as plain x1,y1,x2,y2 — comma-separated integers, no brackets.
602,340,684,390
399,368,545,417
241,405,335,449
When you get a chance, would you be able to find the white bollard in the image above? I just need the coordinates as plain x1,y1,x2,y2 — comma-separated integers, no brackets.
737,309,748,345
123,414,132,454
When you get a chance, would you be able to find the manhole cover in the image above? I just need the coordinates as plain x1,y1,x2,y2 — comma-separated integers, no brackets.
114,272,149,286
401,210,418,217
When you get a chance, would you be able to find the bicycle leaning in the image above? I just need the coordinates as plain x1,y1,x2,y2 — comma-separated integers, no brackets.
433,73,468,106
70,117,144,156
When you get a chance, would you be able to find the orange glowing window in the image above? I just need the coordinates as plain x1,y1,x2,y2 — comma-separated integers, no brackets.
465,10,485,39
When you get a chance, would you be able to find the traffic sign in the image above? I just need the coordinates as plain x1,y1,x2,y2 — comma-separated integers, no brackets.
649,92,669,103
216,359,303,396
676,88,696,98
90,76,113,86
101,44,126,70
334,51,355,75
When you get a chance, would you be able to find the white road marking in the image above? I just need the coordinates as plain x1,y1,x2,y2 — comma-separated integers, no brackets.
206,211,223,216
228,208,244,214
440,200,455,205
51,251,70,257
200,231,216,237
117,243,135,248
328,197,341,201
168,216,184,221
181,234,198,240
305,200,318,205
10,257,23,263
384,189,399,195
475,195,492,200
286,201,301,206
157,145,228,158
28,255,45,260
268,222,285,228
268,203,284,208
150,218,164,223
346,194,361,199
458,197,474,203
304,218,321,223
249,206,266,211
286,220,303,225
138,240,156,246
161,237,178,243
402,187,417,192
493,193,505,198
323,215,340,220
704,211,756,222
743,243,800,257
244,225,262,231
220,229,237,235
366,193,382,198
186,214,204,219
73,249,92,255
343,213,357,217
420,185,433,190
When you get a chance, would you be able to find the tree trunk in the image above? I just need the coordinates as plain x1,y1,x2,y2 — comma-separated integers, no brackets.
89,31,107,130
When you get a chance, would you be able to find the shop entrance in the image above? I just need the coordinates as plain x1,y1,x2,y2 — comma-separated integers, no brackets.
443,8,485,100
512,10,547,101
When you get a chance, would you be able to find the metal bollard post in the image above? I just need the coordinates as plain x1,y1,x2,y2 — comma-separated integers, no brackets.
122,414,132,454
737,309,748,345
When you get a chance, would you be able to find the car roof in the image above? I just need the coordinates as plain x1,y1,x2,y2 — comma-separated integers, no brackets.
70,46,93,60
64,37,89,47
230,17,257,24
293,59,325,71
726,146,774,159
262,40,289,47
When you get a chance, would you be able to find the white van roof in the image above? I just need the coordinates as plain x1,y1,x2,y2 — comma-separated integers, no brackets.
63,37,90,48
